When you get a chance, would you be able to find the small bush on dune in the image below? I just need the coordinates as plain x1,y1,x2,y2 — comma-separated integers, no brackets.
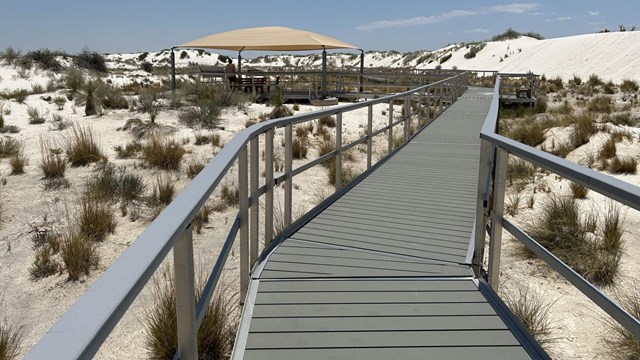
0,322,22,360
179,100,221,129
65,67,85,93
605,290,640,359
598,138,617,161
569,182,589,199
506,118,546,147
608,112,636,127
1,45,21,65
292,137,308,159
186,157,206,179
608,156,637,174
319,115,336,128
78,197,117,242
587,96,612,113
39,138,66,179
98,82,129,110
147,175,176,215
620,79,639,93
588,74,603,88
11,89,28,104
27,106,46,124
0,138,21,159
326,159,357,186
30,245,59,279
143,270,237,359
317,137,336,168
74,48,107,73
610,129,633,143
507,158,536,185
141,136,185,171
25,48,63,72
220,182,239,208
60,227,99,281
9,152,27,175
503,287,556,348
66,123,103,166
114,140,142,159
569,112,597,148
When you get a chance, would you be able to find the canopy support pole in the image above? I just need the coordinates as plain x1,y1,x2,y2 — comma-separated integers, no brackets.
322,46,327,98
171,47,176,92
238,49,243,80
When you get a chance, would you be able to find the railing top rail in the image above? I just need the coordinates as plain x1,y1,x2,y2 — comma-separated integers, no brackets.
26,72,468,359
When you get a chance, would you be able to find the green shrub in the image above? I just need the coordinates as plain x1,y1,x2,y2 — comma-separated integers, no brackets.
78,197,117,242
25,48,63,72
620,79,639,93
39,138,66,179
30,245,59,279
114,141,142,159
506,118,546,147
179,100,221,129
439,53,452,64
220,182,239,208
27,106,46,124
609,112,636,126
74,48,107,73
65,67,85,93
588,74,603,87
318,115,336,128
60,227,99,281
1,45,21,65
464,43,486,59
507,158,536,185
11,89,28,104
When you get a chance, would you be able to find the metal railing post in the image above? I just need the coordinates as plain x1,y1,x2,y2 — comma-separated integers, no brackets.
473,139,492,276
284,124,293,226
249,137,259,266
238,147,249,301
367,105,373,169
404,95,410,141
173,226,197,360
335,112,343,190
488,147,508,290
387,102,393,154
264,129,274,245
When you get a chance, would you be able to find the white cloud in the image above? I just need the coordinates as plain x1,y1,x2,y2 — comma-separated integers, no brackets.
588,11,600,16
544,16,573,22
488,3,539,14
356,3,539,31
589,21,605,26
528,12,543,16
466,28,490,34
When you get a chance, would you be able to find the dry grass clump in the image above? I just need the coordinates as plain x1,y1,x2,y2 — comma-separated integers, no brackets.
145,175,176,221
39,139,67,180
9,152,27,175
192,204,213,234
507,158,536,187
318,115,336,128
220,182,239,208
0,138,21,159
506,118,546,147
141,136,186,171
569,182,589,199
194,132,211,145
30,229,61,279
186,157,206,179
179,100,222,129
78,197,117,242
611,129,633,143
0,321,22,360
60,227,99,281
114,140,142,159
503,287,556,348
66,123,103,166
143,271,237,359
326,160,357,186
587,96,613,114
620,79,639,93
525,195,622,285
607,112,637,127
84,164,146,211
569,112,597,148
607,156,638,174
292,137,308,159
604,289,640,359
598,138,617,161
27,106,46,124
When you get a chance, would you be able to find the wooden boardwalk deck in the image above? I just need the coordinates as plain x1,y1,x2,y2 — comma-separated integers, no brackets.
232,87,549,360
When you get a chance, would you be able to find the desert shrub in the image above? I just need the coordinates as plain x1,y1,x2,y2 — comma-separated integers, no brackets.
186,158,205,178
605,290,640,359
141,61,153,73
9,153,27,175
317,137,336,168
292,137,308,159
569,182,589,199
464,43,486,59
60,227,99,281
571,75,582,86
0,322,22,360
0,138,21,158
114,140,142,158
78,197,117,242
119,173,146,204
602,203,623,252
66,123,103,166
608,156,637,174
507,118,546,147
609,112,636,126
598,138,617,161
192,204,212,234
39,138,66,179
503,287,555,348
148,175,175,208
439,53,452,64
588,74,603,87
525,195,621,285
143,271,237,359
53,95,67,110
603,81,616,95
210,133,221,147
1,45,21,65
535,96,547,113
507,158,536,185
318,115,336,128
30,83,45,94
220,182,239,208
194,132,211,145
326,159,357,186
620,79,639,93
141,136,185,170
74,48,107,73
98,83,129,109
27,106,46,124
569,112,597,148
30,245,59,279
84,164,119,201
11,89,28,104
269,86,293,119
65,67,85,93
610,129,633,143
179,100,221,129
548,77,564,91
25,48,62,72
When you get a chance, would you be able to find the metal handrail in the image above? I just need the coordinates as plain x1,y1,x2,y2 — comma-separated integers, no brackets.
26,72,468,359
476,75,640,340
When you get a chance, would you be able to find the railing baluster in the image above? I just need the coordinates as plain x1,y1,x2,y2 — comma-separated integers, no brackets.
367,105,373,169
264,129,274,245
284,124,293,226
404,95,410,142
335,112,343,190
173,226,197,360
388,101,393,154
488,147,508,290
249,137,259,266
473,139,492,276
238,147,249,301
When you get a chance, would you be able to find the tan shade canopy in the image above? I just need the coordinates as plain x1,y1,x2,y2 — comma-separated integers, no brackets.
179,26,357,51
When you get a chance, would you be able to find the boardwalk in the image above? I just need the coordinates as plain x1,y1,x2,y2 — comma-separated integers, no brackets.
232,87,549,359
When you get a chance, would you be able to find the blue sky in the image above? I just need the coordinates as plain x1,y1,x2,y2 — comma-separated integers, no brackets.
0,1,638,56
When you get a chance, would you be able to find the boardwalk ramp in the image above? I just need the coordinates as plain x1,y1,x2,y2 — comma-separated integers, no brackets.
232,87,549,360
